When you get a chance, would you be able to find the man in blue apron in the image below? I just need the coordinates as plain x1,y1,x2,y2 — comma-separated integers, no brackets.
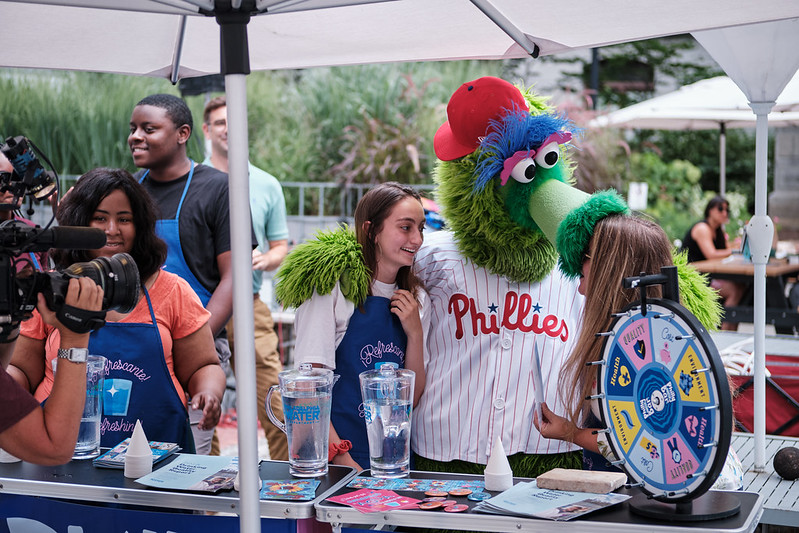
129,93,254,454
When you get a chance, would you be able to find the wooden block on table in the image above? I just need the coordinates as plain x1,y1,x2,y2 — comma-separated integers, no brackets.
536,468,627,493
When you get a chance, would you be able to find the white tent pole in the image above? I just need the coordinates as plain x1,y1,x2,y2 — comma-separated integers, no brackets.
217,9,260,532
719,122,726,196
227,72,261,532
747,101,775,472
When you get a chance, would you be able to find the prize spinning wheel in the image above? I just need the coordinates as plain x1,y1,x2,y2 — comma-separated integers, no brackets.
596,268,738,520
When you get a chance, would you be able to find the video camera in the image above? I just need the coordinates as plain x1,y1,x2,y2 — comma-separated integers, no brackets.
0,135,57,209
0,136,141,339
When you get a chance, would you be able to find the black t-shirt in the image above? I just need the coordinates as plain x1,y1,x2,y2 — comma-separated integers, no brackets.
681,221,726,262
137,163,243,295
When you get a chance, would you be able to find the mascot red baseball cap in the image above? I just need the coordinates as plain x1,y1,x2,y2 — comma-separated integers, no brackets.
434,77,529,161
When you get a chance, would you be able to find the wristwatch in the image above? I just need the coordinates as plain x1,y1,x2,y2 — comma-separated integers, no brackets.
57,347,89,363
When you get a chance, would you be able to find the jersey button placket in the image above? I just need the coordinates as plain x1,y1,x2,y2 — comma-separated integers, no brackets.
501,335,512,349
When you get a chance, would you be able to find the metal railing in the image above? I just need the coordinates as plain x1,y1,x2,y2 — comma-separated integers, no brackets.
46,177,436,246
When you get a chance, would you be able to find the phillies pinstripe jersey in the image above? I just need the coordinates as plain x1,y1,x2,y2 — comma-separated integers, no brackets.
411,230,585,465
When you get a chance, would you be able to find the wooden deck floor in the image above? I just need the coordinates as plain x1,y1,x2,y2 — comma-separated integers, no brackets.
732,432,799,527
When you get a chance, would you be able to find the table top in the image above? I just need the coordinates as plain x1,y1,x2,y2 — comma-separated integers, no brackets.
316,470,763,533
732,432,799,527
690,255,799,277
0,455,356,519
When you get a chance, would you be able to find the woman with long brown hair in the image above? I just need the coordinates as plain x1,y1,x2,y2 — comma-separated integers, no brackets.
536,214,672,467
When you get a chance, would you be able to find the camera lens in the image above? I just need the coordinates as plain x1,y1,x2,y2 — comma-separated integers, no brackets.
62,253,141,313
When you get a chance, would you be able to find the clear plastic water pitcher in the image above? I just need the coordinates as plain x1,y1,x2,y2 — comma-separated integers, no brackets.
359,362,415,478
267,363,338,477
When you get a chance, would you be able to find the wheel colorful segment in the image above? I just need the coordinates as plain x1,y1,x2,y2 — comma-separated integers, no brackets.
597,299,732,502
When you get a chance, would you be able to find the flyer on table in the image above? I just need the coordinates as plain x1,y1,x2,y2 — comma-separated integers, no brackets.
135,455,238,492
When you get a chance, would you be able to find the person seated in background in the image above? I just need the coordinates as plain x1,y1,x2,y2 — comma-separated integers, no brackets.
0,278,102,465
681,195,746,330
8,168,225,452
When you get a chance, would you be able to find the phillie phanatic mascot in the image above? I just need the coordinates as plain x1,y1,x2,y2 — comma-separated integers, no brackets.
275,76,720,478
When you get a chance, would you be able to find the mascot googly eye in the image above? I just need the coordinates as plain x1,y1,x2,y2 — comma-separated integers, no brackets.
505,155,536,184
534,141,562,169
474,110,576,193
498,132,572,186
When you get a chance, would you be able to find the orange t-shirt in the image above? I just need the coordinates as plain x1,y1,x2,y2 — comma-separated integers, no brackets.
21,270,211,405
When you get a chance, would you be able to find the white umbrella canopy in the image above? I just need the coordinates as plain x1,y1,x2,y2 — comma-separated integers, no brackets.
3,2,799,531
3,0,799,79
591,74,799,130
693,17,799,472
589,74,799,194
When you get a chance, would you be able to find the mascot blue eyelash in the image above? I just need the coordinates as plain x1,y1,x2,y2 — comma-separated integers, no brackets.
472,107,578,193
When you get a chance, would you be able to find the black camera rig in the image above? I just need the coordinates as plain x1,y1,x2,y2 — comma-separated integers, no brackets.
0,136,140,340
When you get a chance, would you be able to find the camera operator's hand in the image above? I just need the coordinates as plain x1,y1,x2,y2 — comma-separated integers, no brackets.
38,278,103,344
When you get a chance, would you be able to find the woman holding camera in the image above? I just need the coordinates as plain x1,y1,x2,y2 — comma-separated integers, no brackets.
8,168,225,452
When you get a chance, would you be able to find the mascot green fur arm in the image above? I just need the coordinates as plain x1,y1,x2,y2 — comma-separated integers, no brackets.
274,227,369,308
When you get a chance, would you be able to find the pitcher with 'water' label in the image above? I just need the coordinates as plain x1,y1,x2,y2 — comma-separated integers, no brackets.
359,362,415,478
267,363,338,477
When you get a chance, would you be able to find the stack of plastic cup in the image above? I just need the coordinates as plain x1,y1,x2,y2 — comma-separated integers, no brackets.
124,420,153,479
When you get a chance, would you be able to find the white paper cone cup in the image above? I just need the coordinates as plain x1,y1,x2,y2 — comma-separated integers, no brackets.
124,453,153,479
484,470,513,492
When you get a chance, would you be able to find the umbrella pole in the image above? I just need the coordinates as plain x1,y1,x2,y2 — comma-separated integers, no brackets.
217,9,261,532
748,102,775,472
719,122,726,196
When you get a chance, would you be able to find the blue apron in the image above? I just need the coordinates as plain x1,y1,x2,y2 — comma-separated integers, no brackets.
92,286,195,452
139,161,212,306
332,296,407,467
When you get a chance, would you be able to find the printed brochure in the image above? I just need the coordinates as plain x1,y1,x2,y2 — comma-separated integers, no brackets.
473,480,630,521
134,455,238,493
93,439,180,469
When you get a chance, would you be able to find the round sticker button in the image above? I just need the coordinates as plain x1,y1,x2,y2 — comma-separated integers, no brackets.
424,490,449,497
467,491,491,501
448,488,472,496
444,504,469,513
419,501,444,510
